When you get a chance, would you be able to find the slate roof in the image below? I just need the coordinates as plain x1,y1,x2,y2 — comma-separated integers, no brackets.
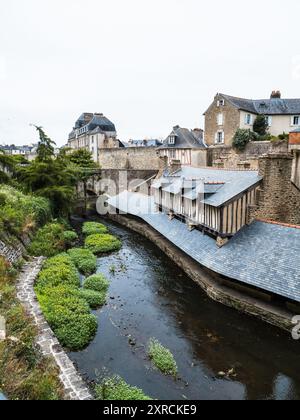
69,113,116,139
160,126,206,149
155,166,262,207
107,191,300,303
218,94,300,116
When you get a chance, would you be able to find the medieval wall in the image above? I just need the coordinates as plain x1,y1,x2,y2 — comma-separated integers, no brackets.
249,153,300,225
99,147,161,170
208,140,288,170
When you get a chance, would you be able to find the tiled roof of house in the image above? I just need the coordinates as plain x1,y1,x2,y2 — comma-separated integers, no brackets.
160,126,206,149
155,166,262,207
107,191,300,303
219,94,300,115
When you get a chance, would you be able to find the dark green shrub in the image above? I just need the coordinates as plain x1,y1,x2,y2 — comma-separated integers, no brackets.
253,114,268,136
85,234,121,254
79,289,106,309
63,231,78,248
82,222,108,236
278,132,289,140
95,376,151,401
232,129,258,151
67,248,97,275
83,274,109,293
28,223,66,257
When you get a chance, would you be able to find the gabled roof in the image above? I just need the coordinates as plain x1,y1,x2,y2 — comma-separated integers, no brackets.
157,166,262,207
160,126,206,150
208,93,300,116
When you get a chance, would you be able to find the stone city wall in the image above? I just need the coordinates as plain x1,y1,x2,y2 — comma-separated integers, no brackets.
208,140,288,170
99,147,161,170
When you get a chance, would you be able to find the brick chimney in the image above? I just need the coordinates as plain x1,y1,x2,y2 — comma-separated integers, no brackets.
270,90,281,99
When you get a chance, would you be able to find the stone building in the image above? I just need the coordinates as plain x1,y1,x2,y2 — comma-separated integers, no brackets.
68,113,123,163
204,91,300,147
158,125,207,166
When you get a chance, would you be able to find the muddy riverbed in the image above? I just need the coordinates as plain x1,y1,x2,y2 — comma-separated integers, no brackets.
69,218,300,400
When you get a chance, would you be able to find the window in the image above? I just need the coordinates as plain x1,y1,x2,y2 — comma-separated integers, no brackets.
169,135,176,145
215,131,224,144
217,99,225,107
217,113,224,126
245,114,253,125
292,116,300,126
266,116,272,127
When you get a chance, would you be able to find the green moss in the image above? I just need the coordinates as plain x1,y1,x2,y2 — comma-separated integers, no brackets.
148,339,178,377
85,233,121,254
82,222,108,236
95,376,152,401
67,248,97,275
83,274,110,293
79,289,107,309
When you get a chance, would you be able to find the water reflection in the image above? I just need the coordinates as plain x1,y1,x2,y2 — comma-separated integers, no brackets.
69,218,300,400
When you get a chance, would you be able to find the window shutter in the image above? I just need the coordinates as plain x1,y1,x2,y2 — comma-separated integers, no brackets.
291,116,295,126
222,131,225,143
245,114,248,124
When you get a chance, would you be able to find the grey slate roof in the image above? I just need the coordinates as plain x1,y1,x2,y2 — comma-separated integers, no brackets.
69,113,116,139
220,94,300,115
160,126,206,149
108,191,300,303
157,166,262,207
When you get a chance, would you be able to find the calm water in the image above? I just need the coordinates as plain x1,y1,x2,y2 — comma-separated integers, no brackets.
70,218,300,400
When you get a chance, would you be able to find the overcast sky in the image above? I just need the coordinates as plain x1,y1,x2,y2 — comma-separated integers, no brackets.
0,0,299,146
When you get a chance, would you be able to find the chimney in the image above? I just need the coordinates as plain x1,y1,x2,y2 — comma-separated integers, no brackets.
270,90,281,99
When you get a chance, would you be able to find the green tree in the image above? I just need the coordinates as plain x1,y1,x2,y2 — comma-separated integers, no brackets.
253,115,268,136
68,149,98,214
33,125,56,162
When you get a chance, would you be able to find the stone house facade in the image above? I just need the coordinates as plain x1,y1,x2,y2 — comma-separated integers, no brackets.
68,113,123,163
204,92,300,147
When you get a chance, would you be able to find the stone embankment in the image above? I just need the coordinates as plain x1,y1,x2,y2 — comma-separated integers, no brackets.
16,257,93,401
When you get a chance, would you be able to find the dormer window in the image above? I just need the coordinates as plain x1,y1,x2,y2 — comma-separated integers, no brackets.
169,135,176,145
217,99,225,107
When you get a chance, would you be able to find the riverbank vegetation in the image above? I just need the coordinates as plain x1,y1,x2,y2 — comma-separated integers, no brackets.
85,233,122,254
95,376,152,401
148,339,178,377
82,222,108,236
0,257,63,400
67,248,97,275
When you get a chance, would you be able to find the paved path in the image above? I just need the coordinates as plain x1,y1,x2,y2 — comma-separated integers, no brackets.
16,257,93,401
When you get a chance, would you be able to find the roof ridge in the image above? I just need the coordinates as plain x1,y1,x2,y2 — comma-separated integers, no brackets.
256,218,300,230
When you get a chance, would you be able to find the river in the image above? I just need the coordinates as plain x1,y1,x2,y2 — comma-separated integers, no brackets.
69,218,300,400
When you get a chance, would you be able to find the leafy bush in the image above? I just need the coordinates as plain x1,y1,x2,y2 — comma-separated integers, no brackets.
85,234,121,254
63,231,78,248
28,223,66,257
232,129,258,151
82,222,108,236
36,254,80,290
67,248,97,275
83,274,109,293
35,254,99,350
278,132,289,140
0,186,51,238
79,289,106,309
148,339,178,377
95,376,152,401
55,314,98,351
